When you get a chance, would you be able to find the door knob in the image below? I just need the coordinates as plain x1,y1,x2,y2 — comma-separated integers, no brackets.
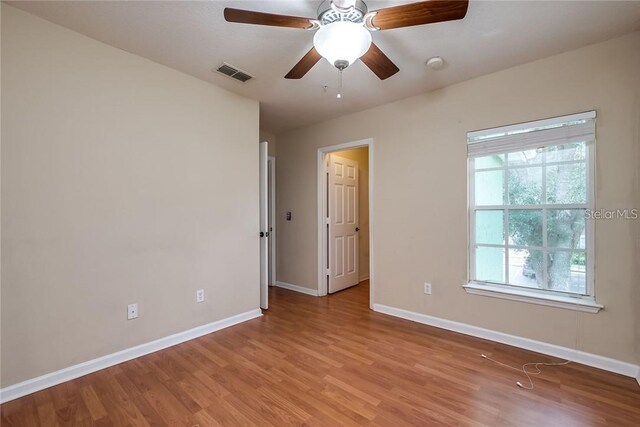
355,227,360,232
259,232,265,237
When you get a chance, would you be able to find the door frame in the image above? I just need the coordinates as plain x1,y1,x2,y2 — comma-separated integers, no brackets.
317,138,374,308
268,156,276,287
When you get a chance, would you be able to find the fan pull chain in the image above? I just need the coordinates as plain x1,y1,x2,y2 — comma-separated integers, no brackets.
337,69,343,99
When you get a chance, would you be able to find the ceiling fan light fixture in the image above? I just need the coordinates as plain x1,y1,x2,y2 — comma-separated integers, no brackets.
313,21,372,69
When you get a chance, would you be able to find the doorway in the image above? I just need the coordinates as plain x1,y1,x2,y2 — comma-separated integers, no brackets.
259,142,276,310
268,156,276,288
317,139,373,308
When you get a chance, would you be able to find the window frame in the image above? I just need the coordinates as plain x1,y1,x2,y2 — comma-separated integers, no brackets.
466,112,600,312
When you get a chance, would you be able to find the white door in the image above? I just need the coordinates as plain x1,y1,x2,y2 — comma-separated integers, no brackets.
259,142,268,309
328,154,359,293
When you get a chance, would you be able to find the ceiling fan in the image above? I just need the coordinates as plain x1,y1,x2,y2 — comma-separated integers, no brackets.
224,0,469,80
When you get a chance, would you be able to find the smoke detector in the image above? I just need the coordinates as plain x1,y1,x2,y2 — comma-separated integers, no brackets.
426,56,445,70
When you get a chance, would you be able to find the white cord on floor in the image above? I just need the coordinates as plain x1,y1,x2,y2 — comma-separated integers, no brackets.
480,353,570,390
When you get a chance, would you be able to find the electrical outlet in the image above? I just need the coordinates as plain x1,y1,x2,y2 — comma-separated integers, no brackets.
196,289,205,303
127,303,138,320
424,282,432,295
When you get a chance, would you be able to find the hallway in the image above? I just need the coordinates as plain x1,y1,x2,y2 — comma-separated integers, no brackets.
2,281,639,426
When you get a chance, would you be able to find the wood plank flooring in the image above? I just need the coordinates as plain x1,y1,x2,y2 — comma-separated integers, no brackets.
2,281,639,426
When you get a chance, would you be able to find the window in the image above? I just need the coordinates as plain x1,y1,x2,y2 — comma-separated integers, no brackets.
465,112,600,312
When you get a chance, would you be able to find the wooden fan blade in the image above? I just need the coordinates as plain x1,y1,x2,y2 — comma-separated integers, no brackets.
285,47,323,79
224,8,314,29
369,0,468,30
360,43,399,80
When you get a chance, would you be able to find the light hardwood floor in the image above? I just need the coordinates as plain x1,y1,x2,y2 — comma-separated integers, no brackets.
2,280,639,426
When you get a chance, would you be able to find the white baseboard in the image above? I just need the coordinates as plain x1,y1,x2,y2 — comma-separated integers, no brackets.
275,281,319,296
0,309,262,404
359,275,370,282
373,304,640,379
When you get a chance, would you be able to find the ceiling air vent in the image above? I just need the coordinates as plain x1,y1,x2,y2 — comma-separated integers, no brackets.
215,63,254,82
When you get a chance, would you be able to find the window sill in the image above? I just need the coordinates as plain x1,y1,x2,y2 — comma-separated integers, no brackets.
463,282,603,313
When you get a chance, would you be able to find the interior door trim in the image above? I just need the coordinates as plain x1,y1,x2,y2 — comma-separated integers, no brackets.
316,138,374,309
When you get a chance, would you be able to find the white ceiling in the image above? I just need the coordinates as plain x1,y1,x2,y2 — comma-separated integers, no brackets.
8,1,640,134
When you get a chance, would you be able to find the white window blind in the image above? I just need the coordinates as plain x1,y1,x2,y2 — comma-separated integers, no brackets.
467,111,596,157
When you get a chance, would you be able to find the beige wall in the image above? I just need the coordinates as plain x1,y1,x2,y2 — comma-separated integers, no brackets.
276,31,640,364
1,5,260,387
331,148,369,281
